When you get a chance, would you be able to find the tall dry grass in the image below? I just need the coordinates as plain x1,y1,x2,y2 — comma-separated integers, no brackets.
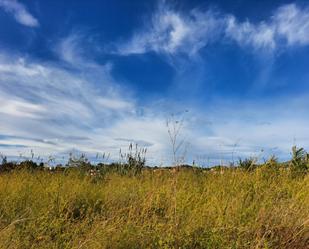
0,168,308,248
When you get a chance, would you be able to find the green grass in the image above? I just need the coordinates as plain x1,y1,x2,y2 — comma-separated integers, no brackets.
0,167,308,248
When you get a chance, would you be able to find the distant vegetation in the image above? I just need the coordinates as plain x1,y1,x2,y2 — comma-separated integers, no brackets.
0,146,308,248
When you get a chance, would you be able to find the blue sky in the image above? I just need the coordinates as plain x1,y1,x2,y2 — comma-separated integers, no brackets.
0,0,309,165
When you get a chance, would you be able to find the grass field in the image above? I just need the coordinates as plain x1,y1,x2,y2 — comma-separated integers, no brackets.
0,165,308,249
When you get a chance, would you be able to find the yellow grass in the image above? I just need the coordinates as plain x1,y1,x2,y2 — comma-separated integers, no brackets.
0,168,308,248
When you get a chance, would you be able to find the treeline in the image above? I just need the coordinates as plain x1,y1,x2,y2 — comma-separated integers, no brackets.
0,143,147,176
0,146,308,176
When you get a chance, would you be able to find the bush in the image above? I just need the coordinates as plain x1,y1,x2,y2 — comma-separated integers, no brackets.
238,157,256,171
290,146,309,176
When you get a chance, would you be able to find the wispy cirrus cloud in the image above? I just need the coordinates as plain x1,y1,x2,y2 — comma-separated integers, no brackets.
2,47,309,165
0,34,132,154
274,4,309,46
116,3,224,56
0,34,169,163
1,31,309,166
226,4,309,50
225,16,276,51
0,0,39,27
116,3,309,56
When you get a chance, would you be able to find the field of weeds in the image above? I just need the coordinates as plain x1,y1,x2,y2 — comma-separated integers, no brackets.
0,165,308,249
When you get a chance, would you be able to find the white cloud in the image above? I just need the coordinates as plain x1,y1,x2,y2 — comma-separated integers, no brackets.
1,50,309,165
227,3,309,50
0,41,134,155
116,3,309,56
274,4,309,46
55,33,85,65
1,33,309,166
185,98,309,165
0,35,170,164
117,4,224,56
0,0,39,27
0,97,45,118
225,16,276,50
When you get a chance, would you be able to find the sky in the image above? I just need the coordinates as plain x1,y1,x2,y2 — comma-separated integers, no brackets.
0,0,309,166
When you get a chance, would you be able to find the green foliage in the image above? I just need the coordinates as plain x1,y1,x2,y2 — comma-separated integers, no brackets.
291,146,309,176
0,159,43,172
238,157,256,171
67,153,91,169
118,143,147,176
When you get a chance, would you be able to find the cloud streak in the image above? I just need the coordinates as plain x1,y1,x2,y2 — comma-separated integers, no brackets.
0,0,39,27
1,30,309,166
116,4,224,56
116,3,309,56
274,4,309,46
